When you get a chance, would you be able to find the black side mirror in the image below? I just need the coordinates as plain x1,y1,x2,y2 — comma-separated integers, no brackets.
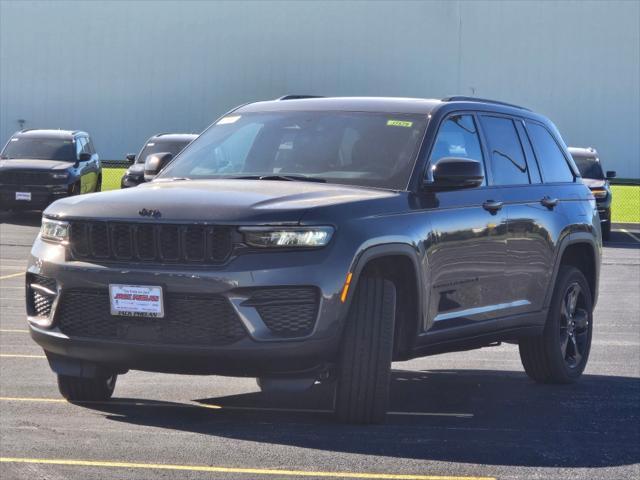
126,153,136,164
424,157,484,190
78,152,92,162
144,152,173,181
606,170,616,179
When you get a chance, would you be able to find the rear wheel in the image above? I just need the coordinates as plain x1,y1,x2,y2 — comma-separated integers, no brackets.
57,374,117,402
519,266,593,383
335,276,396,424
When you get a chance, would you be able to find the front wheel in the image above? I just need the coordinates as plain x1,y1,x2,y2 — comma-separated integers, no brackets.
602,221,611,241
335,276,396,424
57,374,117,402
519,266,593,383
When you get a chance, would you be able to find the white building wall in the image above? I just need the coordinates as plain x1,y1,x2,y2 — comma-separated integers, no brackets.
1,0,638,178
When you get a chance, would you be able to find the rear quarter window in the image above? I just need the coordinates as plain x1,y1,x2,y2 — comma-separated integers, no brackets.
526,123,575,183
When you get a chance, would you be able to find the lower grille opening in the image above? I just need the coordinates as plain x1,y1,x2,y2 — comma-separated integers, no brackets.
244,287,319,338
56,289,247,346
27,274,57,318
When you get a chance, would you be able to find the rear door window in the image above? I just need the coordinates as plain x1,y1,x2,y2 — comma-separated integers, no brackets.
479,115,530,186
526,122,575,183
515,121,542,184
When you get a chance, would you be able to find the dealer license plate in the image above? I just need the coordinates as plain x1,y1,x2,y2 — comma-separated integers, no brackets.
109,284,164,318
15,192,31,201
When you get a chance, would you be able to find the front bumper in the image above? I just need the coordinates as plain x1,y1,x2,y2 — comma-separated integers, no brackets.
596,201,611,223
26,236,350,377
1,185,69,210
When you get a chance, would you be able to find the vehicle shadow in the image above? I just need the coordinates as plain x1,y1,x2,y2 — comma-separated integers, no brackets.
0,210,42,227
83,369,639,468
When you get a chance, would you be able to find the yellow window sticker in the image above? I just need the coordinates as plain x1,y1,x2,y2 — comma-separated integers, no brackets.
217,115,241,125
387,119,413,128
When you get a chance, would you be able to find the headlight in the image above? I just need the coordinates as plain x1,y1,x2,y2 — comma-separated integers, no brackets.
240,226,334,248
591,188,607,199
51,172,69,180
40,218,70,243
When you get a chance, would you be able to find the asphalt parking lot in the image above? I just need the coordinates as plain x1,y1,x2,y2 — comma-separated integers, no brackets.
0,211,638,480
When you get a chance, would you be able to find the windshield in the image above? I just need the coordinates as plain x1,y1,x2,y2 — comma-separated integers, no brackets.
137,139,192,164
158,111,428,189
573,156,604,180
1,137,76,161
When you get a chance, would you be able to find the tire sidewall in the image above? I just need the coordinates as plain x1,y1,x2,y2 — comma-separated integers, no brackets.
544,267,594,381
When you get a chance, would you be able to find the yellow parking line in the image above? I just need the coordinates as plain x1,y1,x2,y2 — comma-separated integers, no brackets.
0,272,24,280
0,457,494,480
0,397,472,418
0,354,46,358
0,329,29,333
620,228,640,243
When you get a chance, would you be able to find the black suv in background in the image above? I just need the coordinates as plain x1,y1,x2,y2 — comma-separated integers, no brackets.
27,97,600,424
0,129,101,210
569,147,616,240
121,133,197,188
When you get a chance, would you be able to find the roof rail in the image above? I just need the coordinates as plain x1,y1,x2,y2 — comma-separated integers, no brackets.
277,95,325,101
442,96,531,111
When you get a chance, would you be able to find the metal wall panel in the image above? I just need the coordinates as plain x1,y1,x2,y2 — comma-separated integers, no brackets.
0,0,638,178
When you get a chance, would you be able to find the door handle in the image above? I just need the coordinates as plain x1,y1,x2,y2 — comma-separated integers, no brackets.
541,196,559,209
482,200,503,214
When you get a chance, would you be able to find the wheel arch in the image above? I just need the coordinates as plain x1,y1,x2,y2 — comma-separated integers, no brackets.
546,233,600,308
348,243,424,360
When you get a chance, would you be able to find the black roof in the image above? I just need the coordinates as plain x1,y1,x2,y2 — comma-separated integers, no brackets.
236,96,544,121
239,97,442,115
14,129,86,139
149,133,198,142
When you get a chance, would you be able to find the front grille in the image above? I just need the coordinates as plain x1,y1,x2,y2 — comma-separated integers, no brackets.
27,274,57,318
69,221,234,265
0,170,60,186
56,289,246,346
246,287,319,337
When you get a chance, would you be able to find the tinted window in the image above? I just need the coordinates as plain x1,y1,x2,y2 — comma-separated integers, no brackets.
430,114,483,163
527,123,574,183
160,112,428,190
572,156,604,180
0,136,76,161
86,137,96,155
480,116,529,185
79,137,92,155
515,121,542,184
136,139,193,163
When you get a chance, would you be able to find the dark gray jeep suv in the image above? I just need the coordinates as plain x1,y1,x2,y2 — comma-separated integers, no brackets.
1,129,101,210
27,96,600,424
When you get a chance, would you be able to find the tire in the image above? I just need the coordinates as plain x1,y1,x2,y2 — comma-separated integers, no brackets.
70,182,81,196
335,276,396,424
96,175,102,192
602,221,611,241
57,374,117,402
519,266,593,384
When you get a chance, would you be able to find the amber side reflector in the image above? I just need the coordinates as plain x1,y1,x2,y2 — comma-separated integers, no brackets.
340,272,353,303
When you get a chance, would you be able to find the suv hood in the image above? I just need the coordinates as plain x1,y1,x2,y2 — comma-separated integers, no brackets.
45,179,399,223
0,159,74,171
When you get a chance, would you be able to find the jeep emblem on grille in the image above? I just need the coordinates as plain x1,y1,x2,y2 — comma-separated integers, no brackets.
139,208,161,218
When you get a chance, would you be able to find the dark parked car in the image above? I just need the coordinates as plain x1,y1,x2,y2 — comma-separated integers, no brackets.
120,133,197,188
569,147,616,240
27,96,600,424
0,129,101,210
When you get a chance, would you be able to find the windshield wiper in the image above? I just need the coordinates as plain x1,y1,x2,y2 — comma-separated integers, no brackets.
229,174,326,183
